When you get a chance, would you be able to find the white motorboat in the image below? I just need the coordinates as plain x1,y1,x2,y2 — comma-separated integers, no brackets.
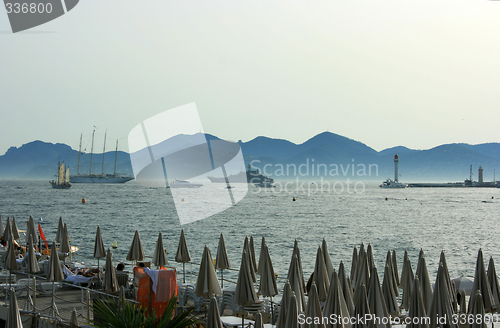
379,179,407,188
168,179,203,188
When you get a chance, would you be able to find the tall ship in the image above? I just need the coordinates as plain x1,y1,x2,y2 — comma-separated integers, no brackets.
70,130,134,184
207,164,274,184
50,162,71,189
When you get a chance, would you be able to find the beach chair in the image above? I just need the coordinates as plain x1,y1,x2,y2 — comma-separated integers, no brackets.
115,272,130,292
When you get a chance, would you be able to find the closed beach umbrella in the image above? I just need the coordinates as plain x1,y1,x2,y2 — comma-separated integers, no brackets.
25,244,40,312
276,281,291,328
258,244,278,322
152,232,167,268
488,257,500,311
254,312,264,328
304,283,325,328
439,251,457,311
48,240,64,317
323,270,351,328
351,246,358,286
385,251,399,297
206,294,223,328
392,250,400,288
243,236,257,282
468,249,495,313
470,291,486,328
26,216,38,249
127,230,145,262
215,233,230,288
406,277,428,328
415,255,433,312
257,236,266,274
93,226,106,281
458,289,467,313
104,248,119,294
11,217,20,240
382,264,400,316
353,284,373,328
354,250,370,303
288,254,306,312
60,223,71,254
175,229,191,283
6,289,22,328
401,251,414,309
235,250,258,328
322,238,334,279
195,245,221,297
2,237,18,295
366,266,390,328
428,264,457,328
312,246,329,301
55,217,64,243
366,244,375,271
2,217,12,243
249,235,258,274
289,239,306,296
0,213,4,236
338,261,355,317
284,293,302,328
70,308,78,328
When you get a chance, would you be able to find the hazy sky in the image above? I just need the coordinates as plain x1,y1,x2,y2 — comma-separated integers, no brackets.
1,0,500,155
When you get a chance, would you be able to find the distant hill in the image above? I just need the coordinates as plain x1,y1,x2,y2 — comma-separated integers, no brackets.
1,132,499,182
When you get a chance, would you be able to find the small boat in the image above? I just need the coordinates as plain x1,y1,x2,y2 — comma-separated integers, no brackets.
254,179,275,188
379,179,407,188
168,179,203,188
50,162,71,189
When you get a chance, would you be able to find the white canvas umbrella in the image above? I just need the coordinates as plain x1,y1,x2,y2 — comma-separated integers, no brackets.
234,250,259,328
428,264,457,328
487,256,500,311
458,289,467,313
322,238,334,279
338,261,355,317
392,250,400,288
312,246,329,301
25,242,40,312
288,240,306,300
470,291,486,328
353,284,373,328
452,275,474,296
243,236,257,283
206,294,224,328
284,293,302,328
367,266,390,328
47,240,64,316
257,236,266,275
152,232,167,268
401,250,414,310
2,237,18,303
93,225,106,285
6,288,23,328
382,264,400,317
175,229,191,283
215,233,230,288
195,245,221,298
350,246,358,286
354,249,370,303
258,244,278,323
0,213,4,236
406,276,428,328
291,239,306,293
2,217,12,243
323,269,351,328
276,281,291,328
366,244,375,271
288,254,306,312
385,250,399,297
468,249,495,313
55,217,64,243
415,255,433,312
439,250,457,312
26,216,38,250
104,248,119,294
60,223,71,255
304,282,325,328
11,217,20,241
249,235,258,274
127,230,146,264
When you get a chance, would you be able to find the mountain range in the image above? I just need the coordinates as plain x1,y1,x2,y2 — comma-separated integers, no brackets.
1,132,499,182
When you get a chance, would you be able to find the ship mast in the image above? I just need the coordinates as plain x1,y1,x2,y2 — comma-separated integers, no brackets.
76,134,82,176
101,130,107,175
89,129,95,175
113,139,118,175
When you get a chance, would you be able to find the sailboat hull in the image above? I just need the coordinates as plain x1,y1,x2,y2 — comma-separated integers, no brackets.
70,175,134,183
50,182,71,189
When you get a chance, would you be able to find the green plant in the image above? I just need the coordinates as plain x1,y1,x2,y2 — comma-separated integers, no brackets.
91,295,199,328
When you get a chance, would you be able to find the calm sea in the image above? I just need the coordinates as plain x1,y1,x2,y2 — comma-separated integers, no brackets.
0,180,498,287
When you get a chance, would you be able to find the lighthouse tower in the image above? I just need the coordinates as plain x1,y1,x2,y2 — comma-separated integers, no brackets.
394,155,399,182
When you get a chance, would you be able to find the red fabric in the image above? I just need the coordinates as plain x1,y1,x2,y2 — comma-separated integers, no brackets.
38,223,49,251
134,266,178,318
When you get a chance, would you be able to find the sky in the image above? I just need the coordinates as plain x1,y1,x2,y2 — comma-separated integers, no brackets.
1,0,500,155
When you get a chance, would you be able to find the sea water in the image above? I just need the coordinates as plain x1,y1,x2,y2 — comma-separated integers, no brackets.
0,180,498,287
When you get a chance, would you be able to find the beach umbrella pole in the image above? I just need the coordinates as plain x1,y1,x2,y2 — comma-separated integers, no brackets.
50,282,59,317
221,269,224,288
183,263,185,283
270,296,273,324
